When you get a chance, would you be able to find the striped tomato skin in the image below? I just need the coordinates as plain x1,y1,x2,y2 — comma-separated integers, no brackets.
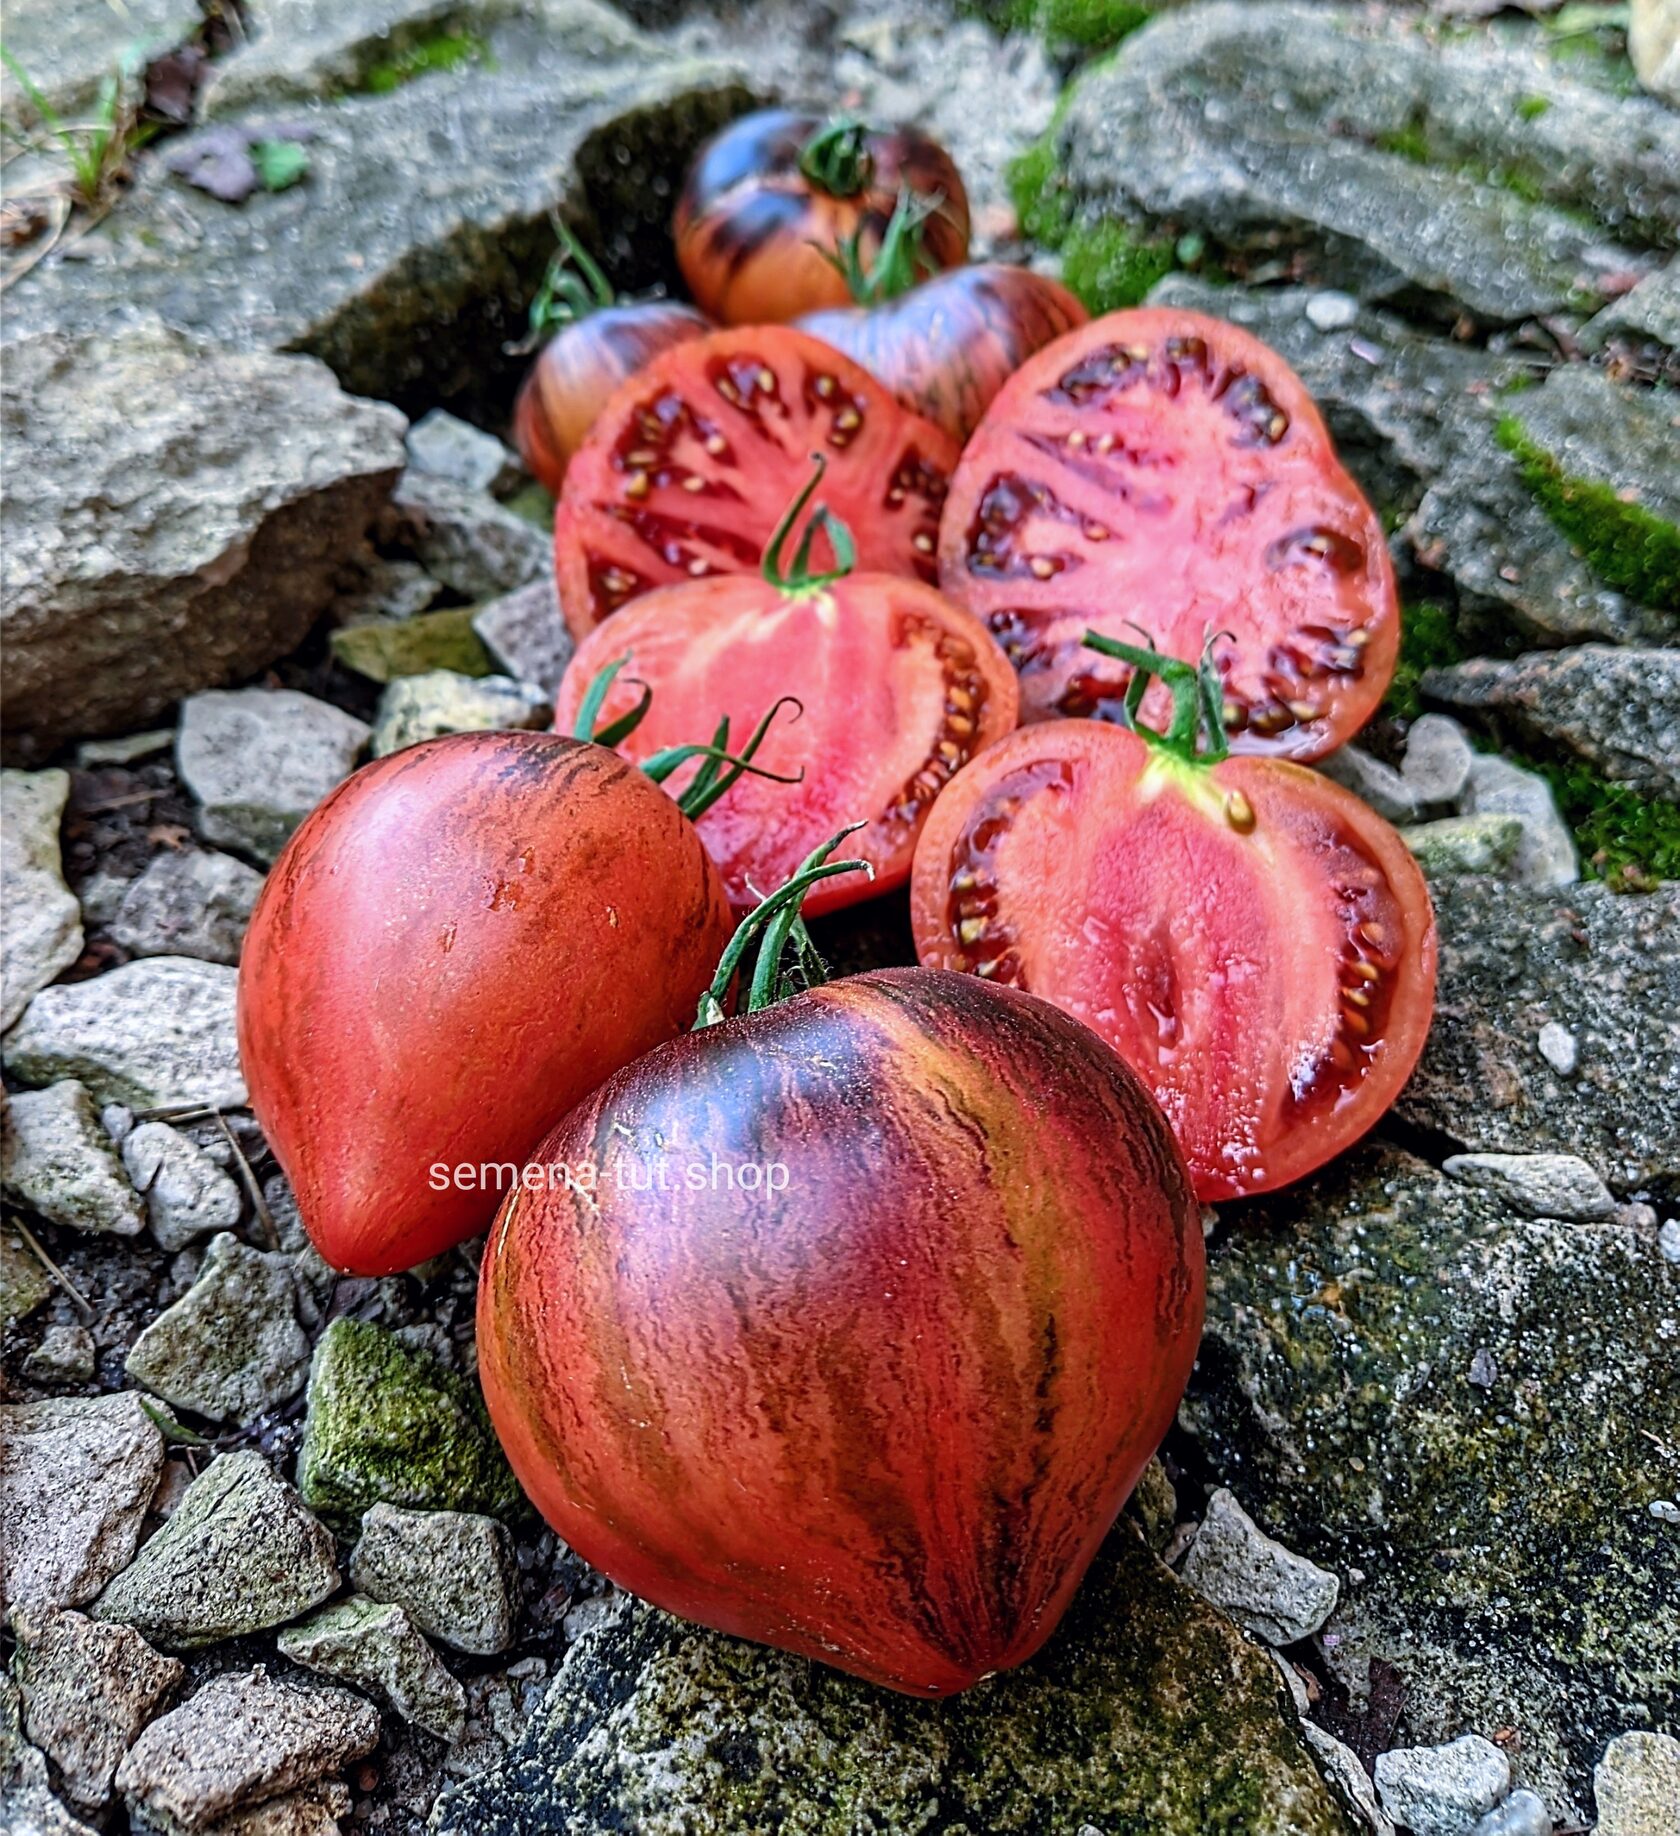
478,967,1202,1696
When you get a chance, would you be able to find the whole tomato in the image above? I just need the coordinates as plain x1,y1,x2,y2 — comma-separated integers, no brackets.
674,106,970,324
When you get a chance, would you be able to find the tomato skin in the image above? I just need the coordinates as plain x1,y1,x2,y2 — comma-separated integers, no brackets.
797,266,1088,443
554,572,1019,915
238,732,731,1275
512,302,710,496
478,966,1203,1696
910,722,1437,1202
937,307,1399,759
674,108,970,324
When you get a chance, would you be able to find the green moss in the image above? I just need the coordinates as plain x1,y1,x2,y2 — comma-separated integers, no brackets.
1376,121,1432,166
974,0,1156,49
1517,93,1552,121
1496,414,1680,610
1007,122,1074,249
361,28,488,94
1513,752,1680,890
1383,600,1467,722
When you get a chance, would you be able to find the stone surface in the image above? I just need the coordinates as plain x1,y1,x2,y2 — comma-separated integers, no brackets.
93,1449,339,1648
0,1081,146,1236
1401,813,1524,880
1182,1146,1679,1820
1594,1730,1680,1836
124,1232,311,1426
1402,715,1476,810
297,1318,522,1526
0,327,403,761
3,957,245,1110
472,580,574,693
121,1121,244,1251
406,410,523,498
11,1607,183,1809
1460,753,1578,889
1631,0,1680,113
1315,746,1421,825
382,472,551,600
115,1666,379,1833
350,1502,518,1655
329,605,494,684
0,1393,164,1611
1374,1737,1511,1836
1178,1486,1339,1647
431,1525,1359,1835
369,671,554,757
177,689,369,865
1,770,82,1032
1425,649,1680,805
22,1321,97,1386
109,849,265,967
278,1595,468,1742
1582,256,1680,354
0,1221,52,1329
1441,1151,1616,1222
333,552,442,624
0,0,201,131
1397,877,1680,1189
1471,1789,1552,1836
1,1672,101,1836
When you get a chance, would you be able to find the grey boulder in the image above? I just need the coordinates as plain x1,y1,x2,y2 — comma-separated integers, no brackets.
1374,1737,1512,1836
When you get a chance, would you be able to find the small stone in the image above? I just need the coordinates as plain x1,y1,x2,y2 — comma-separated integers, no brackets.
369,670,553,758
1461,753,1578,890
124,1232,310,1426
278,1595,467,1742
1660,1220,1680,1264
1402,714,1476,809
93,1449,338,1649
1178,1487,1339,1645
177,688,369,864
329,604,495,684
406,410,523,498
188,1782,353,1836
74,729,174,768
121,1121,244,1251
1123,1455,1178,1556
1441,1152,1616,1222
22,1322,96,1386
1305,1723,1397,1836
1305,289,1359,332
109,848,264,967
2,956,245,1110
114,1666,379,1833
1631,0,1680,106
0,1081,145,1236
1594,1730,1680,1835
1375,1736,1512,1836
350,1502,518,1655
1468,1347,1498,1390
332,552,441,624
1400,814,1524,880
472,579,573,694
11,1607,184,1809
1316,745,1422,824
0,1392,164,1610
1,768,82,1031
1471,1788,1551,1836
382,471,550,600
1536,1022,1578,1079
0,1223,52,1329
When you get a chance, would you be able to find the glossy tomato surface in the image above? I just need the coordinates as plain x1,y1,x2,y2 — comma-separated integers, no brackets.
553,326,960,639
479,967,1203,1695
797,265,1088,443
513,302,710,496
239,733,731,1275
938,308,1399,758
675,107,969,324
910,723,1436,1201
554,573,1018,914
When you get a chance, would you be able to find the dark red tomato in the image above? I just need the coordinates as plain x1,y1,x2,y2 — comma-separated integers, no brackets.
674,107,970,325
479,966,1202,1696
937,307,1399,759
239,732,731,1275
910,722,1436,1202
553,575,1019,915
552,326,960,640
513,302,710,496
798,265,1088,443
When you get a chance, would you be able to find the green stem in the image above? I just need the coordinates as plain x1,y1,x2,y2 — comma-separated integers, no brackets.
528,219,615,339
798,115,873,198
827,187,941,305
761,457,856,594
1082,630,1230,763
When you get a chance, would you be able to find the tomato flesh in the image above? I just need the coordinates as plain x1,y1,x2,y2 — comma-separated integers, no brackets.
910,722,1436,1200
937,308,1399,759
554,328,960,640
555,575,1018,915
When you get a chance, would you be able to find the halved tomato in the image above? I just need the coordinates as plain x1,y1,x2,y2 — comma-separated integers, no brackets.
554,326,961,641
937,307,1399,760
910,656,1435,1201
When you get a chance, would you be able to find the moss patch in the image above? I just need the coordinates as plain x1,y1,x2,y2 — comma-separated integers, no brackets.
1512,752,1680,890
361,29,488,95
329,605,494,684
994,0,1157,49
1383,600,1468,722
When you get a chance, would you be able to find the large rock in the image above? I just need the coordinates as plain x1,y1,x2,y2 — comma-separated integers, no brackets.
431,1525,1360,1834
1,770,82,1031
0,1080,146,1236
1396,877,1680,1189
1594,1730,1680,1835
1181,1146,1679,1821
0,326,404,761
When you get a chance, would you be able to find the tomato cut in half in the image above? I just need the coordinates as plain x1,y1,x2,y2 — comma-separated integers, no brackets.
553,327,960,641
555,575,1018,916
910,720,1436,1201
937,307,1399,760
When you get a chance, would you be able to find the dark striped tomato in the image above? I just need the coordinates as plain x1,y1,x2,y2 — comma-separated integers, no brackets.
478,967,1202,1696
910,721,1436,1201
937,307,1399,759
239,733,731,1275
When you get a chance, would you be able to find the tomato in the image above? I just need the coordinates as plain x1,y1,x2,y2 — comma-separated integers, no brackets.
937,307,1399,760
552,325,960,640
553,470,1019,916
479,946,1202,1696
910,645,1436,1202
239,732,731,1275
674,107,969,325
